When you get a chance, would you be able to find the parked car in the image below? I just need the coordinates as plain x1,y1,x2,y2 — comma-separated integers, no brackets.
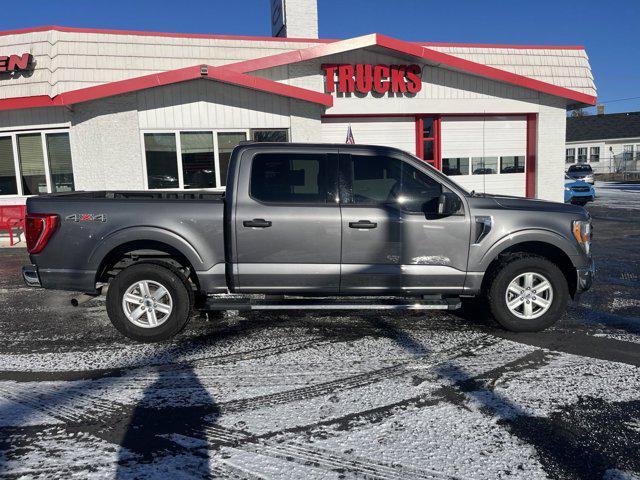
22,143,594,342
566,164,595,184
564,175,595,205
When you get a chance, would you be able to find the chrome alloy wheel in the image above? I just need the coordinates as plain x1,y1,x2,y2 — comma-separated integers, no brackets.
505,272,553,320
122,280,173,328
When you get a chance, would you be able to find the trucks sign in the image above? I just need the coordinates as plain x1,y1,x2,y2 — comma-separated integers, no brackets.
321,64,422,94
0,53,33,73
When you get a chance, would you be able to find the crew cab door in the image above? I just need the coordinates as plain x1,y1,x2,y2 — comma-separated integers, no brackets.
338,148,471,294
232,146,341,293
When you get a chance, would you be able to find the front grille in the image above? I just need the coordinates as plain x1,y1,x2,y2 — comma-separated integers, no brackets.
572,186,591,192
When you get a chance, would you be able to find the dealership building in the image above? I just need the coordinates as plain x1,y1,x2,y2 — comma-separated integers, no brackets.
0,0,596,206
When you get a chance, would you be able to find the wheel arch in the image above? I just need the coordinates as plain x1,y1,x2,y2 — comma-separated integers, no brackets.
93,235,202,290
481,240,577,298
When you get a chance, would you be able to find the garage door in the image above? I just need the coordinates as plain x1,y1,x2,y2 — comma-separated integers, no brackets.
441,116,527,197
321,117,415,153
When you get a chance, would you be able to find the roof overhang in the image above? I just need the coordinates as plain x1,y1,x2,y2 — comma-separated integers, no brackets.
0,64,333,112
0,32,595,112
224,33,596,106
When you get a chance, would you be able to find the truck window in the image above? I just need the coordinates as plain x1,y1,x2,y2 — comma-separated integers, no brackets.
344,154,443,213
250,153,330,204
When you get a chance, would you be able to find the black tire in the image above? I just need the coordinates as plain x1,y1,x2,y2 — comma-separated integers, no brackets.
106,262,194,342
485,254,569,332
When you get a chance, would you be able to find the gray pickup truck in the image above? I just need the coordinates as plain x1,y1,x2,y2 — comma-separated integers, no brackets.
22,143,594,342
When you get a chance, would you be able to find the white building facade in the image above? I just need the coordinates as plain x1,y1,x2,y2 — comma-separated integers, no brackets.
0,2,596,206
566,112,640,174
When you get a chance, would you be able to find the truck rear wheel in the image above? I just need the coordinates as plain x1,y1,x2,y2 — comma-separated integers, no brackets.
486,255,569,332
106,263,193,342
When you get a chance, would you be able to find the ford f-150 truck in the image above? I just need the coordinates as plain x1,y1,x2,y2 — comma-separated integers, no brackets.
22,143,594,342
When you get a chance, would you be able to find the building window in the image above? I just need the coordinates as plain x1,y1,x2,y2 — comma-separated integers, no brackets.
0,130,74,197
500,156,525,173
217,132,247,187
0,136,18,196
143,130,248,190
180,132,216,189
623,145,634,161
46,133,75,192
577,147,587,162
144,133,179,189
589,147,600,163
442,158,469,176
566,148,575,163
17,134,47,195
472,157,498,175
251,129,289,142
250,153,329,204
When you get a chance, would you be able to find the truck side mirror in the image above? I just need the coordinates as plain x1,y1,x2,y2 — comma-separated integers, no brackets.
437,192,462,216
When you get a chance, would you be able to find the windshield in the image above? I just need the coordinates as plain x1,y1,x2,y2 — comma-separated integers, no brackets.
568,164,593,173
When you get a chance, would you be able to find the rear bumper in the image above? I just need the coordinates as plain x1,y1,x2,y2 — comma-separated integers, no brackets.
576,258,595,293
22,265,41,287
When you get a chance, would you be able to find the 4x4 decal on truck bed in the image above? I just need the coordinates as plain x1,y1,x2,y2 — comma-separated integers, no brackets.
65,214,107,222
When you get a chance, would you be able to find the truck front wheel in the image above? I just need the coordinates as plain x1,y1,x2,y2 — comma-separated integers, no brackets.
106,263,194,342
486,255,569,332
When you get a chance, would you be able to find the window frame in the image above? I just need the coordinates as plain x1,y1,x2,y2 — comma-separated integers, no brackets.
0,128,72,198
566,148,576,163
577,147,588,162
339,152,462,216
250,128,289,143
248,151,338,207
140,128,250,191
589,146,600,162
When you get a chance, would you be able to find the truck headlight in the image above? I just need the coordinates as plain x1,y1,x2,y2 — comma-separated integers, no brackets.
572,220,591,255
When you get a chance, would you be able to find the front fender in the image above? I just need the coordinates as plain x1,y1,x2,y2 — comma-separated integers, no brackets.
87,226,205,273
473,228,583,271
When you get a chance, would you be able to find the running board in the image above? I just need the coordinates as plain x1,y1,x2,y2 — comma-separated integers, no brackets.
201,297,461,312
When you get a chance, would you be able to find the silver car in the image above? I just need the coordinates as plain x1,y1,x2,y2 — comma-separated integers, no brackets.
566,164,595,185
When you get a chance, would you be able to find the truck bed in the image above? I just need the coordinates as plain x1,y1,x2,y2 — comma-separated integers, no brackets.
26,190,226,293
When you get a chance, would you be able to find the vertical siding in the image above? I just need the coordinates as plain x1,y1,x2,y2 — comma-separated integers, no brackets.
321,117,415,152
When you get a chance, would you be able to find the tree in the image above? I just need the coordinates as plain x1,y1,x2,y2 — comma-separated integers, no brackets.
570,108,588,117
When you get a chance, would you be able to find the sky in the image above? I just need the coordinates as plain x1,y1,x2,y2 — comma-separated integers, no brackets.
2,0,639,114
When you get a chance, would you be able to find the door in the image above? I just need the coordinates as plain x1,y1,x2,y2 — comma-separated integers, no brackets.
339,149,471,294
233,147,341,293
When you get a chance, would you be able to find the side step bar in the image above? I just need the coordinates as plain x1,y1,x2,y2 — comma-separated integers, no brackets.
202,297,461,312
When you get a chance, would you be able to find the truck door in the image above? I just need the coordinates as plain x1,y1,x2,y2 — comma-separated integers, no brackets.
338,148,471,294
232,146,341,293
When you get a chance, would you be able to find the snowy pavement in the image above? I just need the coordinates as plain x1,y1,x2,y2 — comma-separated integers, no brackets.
0,199,639,479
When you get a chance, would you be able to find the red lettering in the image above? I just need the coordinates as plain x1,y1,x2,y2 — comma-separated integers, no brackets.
338,64,355,93
406,64,422,93
355,64,372,93
0,56,8,72
373,65,390,94
321,64,338,93
322,63,422,95
390,65,407,93
8,53,31,71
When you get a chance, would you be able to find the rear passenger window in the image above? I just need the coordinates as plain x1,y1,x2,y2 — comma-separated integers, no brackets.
250,153,329,203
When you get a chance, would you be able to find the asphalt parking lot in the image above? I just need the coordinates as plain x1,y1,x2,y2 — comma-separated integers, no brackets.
0,184,639,480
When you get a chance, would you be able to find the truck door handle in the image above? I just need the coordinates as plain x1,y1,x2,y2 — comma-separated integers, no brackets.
243,218,272,228
349,220,377,229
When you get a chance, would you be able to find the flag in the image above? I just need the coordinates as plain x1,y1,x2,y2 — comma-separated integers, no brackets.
345,125,355,144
